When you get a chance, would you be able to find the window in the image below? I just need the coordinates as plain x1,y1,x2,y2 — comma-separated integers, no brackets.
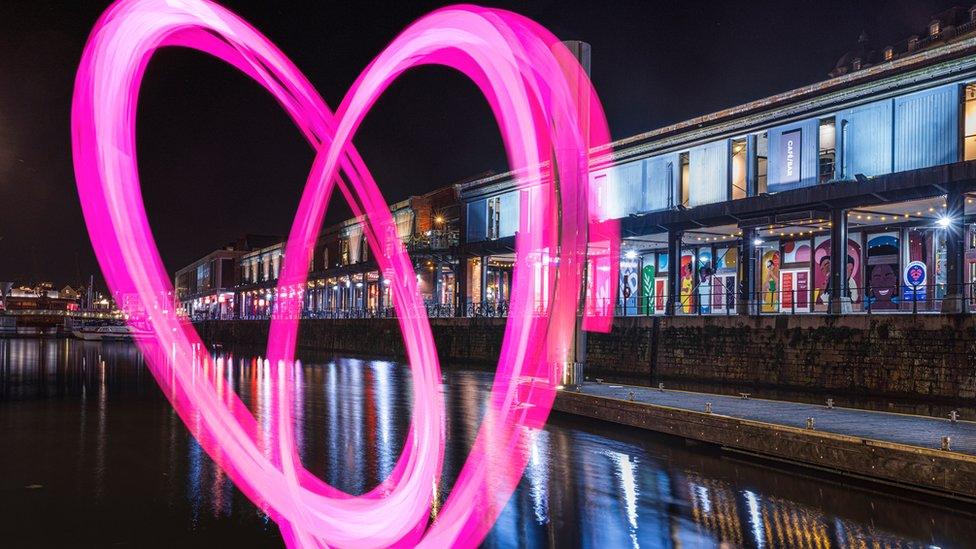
340,240,349,265
678,152,690,207
730,138,747,199
908,35,919,51
929,20,940,37
818,118,836,183
487,197,501,239
883,47,893,61
755,132,768,194
851,58,861,71
965,84,976,161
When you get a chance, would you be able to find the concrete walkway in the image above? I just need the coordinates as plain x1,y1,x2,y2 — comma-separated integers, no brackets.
572,382,976,455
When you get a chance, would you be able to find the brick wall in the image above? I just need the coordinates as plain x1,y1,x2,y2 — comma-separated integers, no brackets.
198,314,976,402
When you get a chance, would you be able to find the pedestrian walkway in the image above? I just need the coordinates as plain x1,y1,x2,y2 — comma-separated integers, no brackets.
573,381,976,455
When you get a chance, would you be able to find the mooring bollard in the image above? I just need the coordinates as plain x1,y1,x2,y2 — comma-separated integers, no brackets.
658,382,664,392
949,410,959,423
826,398,834,409
704,402,712,414
806,417,815,430
942,436,952,451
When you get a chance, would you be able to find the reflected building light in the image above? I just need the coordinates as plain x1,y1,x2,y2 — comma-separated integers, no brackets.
605,450,640,548
527,432,550,525
744,490,765,549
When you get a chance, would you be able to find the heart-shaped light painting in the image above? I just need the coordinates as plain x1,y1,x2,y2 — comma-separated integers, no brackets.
72,0,619,546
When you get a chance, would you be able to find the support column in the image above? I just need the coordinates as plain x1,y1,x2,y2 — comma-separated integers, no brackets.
377,271,385,314
666,230,682,316
738,227,756,315
828,207,850,314
431,262,441,307
480,255,489,308
943,186,966,313
456,259,468,317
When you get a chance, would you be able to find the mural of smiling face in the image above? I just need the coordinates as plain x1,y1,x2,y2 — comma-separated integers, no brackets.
870,263,897,306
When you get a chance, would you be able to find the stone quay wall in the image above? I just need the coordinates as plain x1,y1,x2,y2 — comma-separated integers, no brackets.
198,314,976,402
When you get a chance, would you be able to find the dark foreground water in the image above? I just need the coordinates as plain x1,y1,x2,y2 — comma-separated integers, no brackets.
1,338,973,548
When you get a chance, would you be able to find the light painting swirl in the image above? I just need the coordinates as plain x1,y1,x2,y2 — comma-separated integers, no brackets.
71,0,619,547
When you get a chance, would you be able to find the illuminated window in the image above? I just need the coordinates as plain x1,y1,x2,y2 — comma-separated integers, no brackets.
755,132,768,194
965,84,976,161
730,138,747,199
929,20,940,37
883,47,893,61
678,152,690,207
818,118,836,183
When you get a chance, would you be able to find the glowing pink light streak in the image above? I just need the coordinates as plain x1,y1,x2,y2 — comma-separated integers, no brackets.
72,0,618,547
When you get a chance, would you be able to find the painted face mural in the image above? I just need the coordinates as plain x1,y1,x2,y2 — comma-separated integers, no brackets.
867,233,899,310
813,236,862,308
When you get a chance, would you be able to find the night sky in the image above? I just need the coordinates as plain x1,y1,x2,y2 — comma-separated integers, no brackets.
0,0,964,287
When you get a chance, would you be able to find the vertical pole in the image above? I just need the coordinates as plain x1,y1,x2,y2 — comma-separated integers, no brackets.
456,258,468,317
943,186,966,313
480,255,489,311
829,208,849,314
666,230,682,316
738,227,756,315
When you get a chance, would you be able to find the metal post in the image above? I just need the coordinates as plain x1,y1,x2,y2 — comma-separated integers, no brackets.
942,185,966,313
666,230,682,316
828,208,849,314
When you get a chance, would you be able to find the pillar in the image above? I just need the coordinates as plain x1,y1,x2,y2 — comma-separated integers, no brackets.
431,262,441,307
828,207,849,314
377,271,385,313
480,255,489,306
666,230,682,316
737,227,756,315
456,259,468,317
942,186,966,313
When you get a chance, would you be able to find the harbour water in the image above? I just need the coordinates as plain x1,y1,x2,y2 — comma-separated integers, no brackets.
1,337,973,548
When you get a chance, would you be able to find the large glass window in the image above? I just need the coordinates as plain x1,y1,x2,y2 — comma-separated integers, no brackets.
730,138,747,199
679,152,690,207
818,117,836,183
965,84,976,161
755,132,768,194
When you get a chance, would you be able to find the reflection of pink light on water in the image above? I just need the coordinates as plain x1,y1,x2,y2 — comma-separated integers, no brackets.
72,0,618,546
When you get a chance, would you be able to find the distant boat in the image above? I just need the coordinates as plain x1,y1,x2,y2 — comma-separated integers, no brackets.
72,324,151,341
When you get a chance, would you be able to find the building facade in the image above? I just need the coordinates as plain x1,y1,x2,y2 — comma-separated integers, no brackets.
176,7,976,319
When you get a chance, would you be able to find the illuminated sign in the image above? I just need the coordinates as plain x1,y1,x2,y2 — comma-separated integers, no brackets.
779,129,802,185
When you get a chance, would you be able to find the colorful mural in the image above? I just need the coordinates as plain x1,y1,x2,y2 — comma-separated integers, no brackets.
867,232,900,310
680,250,695,313
760,249,781,312
812,236,862,310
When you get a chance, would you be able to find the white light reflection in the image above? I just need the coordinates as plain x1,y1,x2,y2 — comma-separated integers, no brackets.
526,431,550,525
605,450,640,548
744,490,764,548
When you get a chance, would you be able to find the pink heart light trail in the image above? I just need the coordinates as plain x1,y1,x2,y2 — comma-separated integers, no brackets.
72,0,619,547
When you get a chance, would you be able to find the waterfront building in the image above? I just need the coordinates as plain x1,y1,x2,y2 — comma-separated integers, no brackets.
230,186,461,319
460,7,976,316
176,7,976,319
174,235,280,319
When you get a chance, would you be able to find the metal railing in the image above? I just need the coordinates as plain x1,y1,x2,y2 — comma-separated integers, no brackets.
192,282,976,321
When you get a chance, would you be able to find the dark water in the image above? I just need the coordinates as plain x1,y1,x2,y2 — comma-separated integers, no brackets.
1,337,973,548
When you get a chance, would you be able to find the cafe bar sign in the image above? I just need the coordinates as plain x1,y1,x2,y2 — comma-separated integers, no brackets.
779,129,802,185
